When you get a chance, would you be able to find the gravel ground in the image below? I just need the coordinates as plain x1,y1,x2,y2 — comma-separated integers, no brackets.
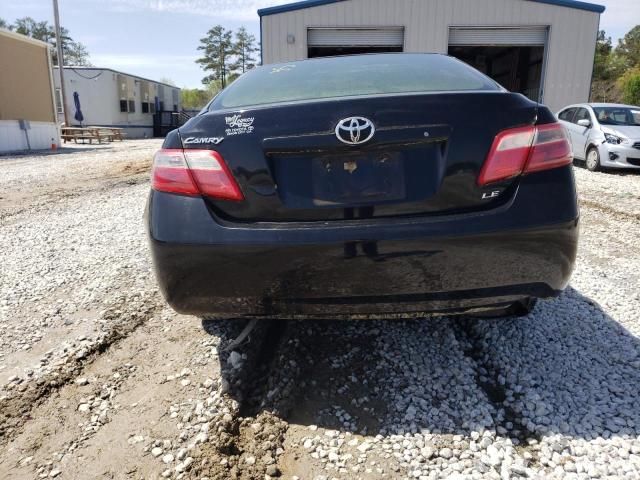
0,143,639,480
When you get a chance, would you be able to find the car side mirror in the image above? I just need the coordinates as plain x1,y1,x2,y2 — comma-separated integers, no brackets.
577,119,591,128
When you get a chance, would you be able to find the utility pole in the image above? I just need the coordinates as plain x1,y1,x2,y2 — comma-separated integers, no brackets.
53,0,69,126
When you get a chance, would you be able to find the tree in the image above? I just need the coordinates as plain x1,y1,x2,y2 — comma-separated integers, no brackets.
618,67,640,105
62,40,90,66
159,77,176,86
0,18,9,29
196,25,235,88
590,28,633,103
13,17,53,41
180,88,211,110
617,25,640,70
230,26,259,74
593,30,614,80
8,17,91,66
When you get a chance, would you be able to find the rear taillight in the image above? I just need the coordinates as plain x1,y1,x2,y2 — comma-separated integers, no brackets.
152,149,198,195
478,123,572,186
525,124,574,174
151,148,244,201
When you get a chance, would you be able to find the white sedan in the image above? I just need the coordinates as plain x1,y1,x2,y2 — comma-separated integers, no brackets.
556,103,640,171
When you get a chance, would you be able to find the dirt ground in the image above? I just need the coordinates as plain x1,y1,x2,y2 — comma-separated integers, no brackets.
1,140,640,480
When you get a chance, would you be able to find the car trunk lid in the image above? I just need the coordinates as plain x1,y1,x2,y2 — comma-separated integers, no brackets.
179,91,538,222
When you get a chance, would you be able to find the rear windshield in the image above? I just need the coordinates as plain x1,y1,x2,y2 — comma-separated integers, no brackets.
213,53,501,109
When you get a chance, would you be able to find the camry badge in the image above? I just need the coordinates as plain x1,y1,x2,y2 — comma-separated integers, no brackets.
335,117,375,145
183,136,224,145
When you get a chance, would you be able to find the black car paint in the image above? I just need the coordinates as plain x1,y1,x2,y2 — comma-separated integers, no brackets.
148,59,577,318
176,92,541,222
147,166,578,317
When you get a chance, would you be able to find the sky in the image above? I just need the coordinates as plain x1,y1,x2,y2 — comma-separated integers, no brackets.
1,0,638,89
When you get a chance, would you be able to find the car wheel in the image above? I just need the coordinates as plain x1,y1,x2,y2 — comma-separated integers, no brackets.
586,147,601,172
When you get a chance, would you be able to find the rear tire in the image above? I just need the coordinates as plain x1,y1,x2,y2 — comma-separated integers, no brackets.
586,147,601,172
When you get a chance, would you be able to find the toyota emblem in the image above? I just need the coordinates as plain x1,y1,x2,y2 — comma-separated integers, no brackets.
335,117,375,145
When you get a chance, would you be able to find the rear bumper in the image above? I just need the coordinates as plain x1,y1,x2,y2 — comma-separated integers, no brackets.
147,167,579,318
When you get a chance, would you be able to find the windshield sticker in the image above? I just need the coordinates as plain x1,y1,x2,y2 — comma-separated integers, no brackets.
183,136,224,145
225,114,255,136
270,65,296,74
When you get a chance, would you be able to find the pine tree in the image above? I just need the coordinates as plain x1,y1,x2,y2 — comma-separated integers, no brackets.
196,25,235,88
231,26,259,74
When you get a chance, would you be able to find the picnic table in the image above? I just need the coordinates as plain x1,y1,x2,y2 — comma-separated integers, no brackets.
92,127,126,142
61,126,126,144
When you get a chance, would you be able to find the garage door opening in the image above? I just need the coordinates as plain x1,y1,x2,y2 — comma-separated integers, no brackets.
448,45,544,101
307,27,404,59
309,45,402,58
448,27,548,103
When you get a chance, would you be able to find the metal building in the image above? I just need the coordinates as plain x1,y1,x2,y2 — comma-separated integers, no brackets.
0,28,59,153
53,67,182,139
258,0,605,112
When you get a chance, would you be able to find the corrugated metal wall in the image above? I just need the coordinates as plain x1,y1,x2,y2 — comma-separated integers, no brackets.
261,0,600,111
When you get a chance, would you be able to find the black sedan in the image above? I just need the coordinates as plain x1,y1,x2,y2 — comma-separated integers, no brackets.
146,53,578,319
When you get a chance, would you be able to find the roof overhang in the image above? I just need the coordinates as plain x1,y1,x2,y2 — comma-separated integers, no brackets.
0,27,51,49
258,0,605,17
52,66,180,90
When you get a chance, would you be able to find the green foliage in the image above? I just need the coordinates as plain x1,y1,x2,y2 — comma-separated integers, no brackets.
180,88,211,110
181,81,237,110
4,16,91,66
593,30,615,80
63,41,90,66
13,17,52,41
230,27,259,74
196,25,261,89
204,79,223,94
617,26,640,70
591,25,639,103
618,67,640,105
0,18,8,29
196,25,234,88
